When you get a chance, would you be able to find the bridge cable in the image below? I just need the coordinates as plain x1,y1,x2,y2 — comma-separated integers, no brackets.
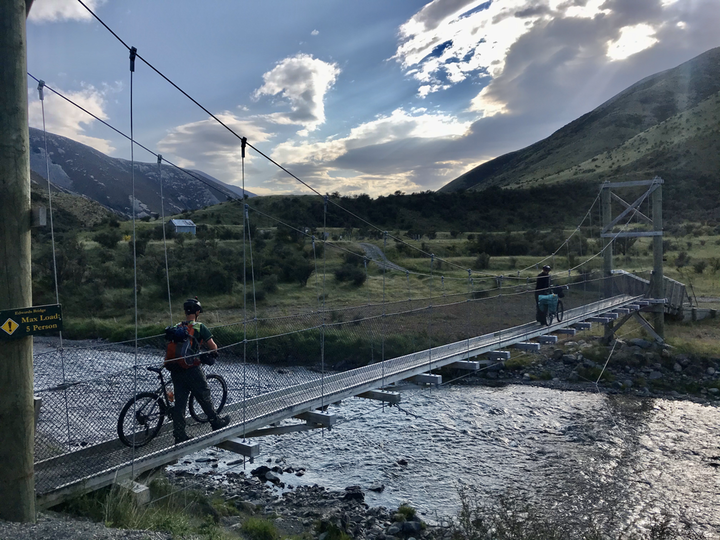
427,255,435,378
517,190,601,275
128,45,140,473
36,80,73,451
242,140,248,439
157,155,173,325
321,196,328,413
382,232,387,410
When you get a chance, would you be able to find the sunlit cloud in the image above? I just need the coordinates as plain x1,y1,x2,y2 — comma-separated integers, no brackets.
27,82,116,154
607,24,659,61
253,53,340,133
28,0,107,23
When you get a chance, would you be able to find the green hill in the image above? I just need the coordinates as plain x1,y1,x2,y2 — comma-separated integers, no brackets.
440,47,720,200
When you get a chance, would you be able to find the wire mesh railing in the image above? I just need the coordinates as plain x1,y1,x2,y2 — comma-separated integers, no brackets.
33,272,649,494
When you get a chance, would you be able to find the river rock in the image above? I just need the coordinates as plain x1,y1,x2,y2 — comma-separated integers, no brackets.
709,388,719,394
368,483,385,493
623,379,633,388
344,486,365,502
673,363,682,372
387,524,402,536
562,354,577,364
552,349,564,360
630,338,653,349
648,371,663,380
707,367,716,376
403,521,423,533
264,471,281,485
251,465,271,477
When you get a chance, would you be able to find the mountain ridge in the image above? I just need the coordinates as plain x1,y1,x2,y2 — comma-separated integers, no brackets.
28,127,254,218
440,47,720,193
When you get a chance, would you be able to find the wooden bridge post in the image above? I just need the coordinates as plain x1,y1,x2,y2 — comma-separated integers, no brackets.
601,183,612,298
0,0,36,522
651,181,664,339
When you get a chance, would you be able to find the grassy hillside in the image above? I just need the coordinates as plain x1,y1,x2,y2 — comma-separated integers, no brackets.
440,47,720,200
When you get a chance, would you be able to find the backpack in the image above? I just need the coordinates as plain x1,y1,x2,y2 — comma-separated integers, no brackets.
164,322,201,369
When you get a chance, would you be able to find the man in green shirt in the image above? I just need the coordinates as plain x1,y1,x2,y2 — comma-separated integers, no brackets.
166,298,230,444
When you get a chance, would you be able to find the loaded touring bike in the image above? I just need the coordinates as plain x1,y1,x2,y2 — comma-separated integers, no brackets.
117,365,228,447
536,286,566,326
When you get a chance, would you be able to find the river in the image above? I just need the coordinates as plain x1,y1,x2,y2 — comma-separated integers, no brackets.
171,383,720,535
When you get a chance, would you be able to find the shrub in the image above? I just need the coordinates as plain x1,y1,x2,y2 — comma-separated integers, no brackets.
334,264,367,286
474,253,491,270
93,230,122,249
693,260,707,274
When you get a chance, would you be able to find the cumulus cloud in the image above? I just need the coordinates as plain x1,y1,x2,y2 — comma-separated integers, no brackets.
157,114,274,186
27,82,116,154
28,0,107,23
253,54,340,133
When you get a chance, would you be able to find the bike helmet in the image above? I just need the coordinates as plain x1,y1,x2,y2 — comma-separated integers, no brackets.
183,297,203,315
542,265,551,271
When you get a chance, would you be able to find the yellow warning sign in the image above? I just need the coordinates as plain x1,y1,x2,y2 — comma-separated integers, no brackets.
0,305,62,340
1,318,19,336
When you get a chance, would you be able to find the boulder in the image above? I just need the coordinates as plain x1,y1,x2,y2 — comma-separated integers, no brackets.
630,338,653,349
648,371,663,380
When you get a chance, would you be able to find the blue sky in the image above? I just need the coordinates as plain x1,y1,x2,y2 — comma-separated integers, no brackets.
26,0,720,196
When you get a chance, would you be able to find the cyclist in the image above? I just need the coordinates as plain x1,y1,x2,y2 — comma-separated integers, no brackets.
535,265,552,302
166,298,230,444
535,265,552,324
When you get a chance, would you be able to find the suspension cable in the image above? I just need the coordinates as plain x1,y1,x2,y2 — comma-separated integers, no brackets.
129,45,139,473
37,79,72,451
157,155,173,325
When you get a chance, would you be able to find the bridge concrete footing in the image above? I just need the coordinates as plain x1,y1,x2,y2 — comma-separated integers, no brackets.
487,351,511,361
358,390,401,404
536,335,558,344
294,411,336,427
573,322,592,330
409,373,442,386
514,342,540,352
555,328,576,335
116,480,151,506
216,438,261,458
448,360,480,371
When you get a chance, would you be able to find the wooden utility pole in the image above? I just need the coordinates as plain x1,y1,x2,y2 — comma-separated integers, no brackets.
0,0,36,522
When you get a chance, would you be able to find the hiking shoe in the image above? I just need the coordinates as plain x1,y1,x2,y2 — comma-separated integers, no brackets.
211,415,230,431
174,433,193,445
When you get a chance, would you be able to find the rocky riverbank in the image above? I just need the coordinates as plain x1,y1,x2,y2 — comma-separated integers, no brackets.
457,335,720,404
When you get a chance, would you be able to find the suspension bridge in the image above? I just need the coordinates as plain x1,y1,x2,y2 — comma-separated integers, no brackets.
33,268,682,509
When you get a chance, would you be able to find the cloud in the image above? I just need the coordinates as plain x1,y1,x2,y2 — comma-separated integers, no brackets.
253,54,340,133
28,0,107,23
27,82,116,154
157,114,274,186
607,23,659,60
266,108,474,195
311,29,319,36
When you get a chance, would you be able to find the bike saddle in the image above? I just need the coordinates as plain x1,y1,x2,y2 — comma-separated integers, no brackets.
146,366,163,374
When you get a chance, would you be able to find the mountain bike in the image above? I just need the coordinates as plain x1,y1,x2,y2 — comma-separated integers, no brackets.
117,365,228,448
537,286,566,326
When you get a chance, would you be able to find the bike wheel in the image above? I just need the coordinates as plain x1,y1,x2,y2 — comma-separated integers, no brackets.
546,307,554,326
118,392,165,447
189,374,228,423
556,300,564,322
